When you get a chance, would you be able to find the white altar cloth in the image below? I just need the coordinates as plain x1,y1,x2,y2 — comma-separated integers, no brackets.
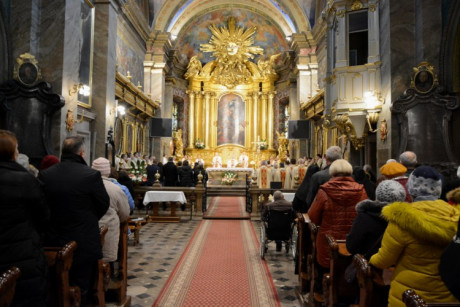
205,167,254,176
143,191,187,205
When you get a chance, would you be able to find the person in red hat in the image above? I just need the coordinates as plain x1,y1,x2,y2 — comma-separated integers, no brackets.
40,154,59,170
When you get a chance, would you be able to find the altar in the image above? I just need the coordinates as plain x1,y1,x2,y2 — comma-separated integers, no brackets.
206,167,254,188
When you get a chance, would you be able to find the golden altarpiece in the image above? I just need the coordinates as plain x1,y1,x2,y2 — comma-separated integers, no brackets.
183,17,283,168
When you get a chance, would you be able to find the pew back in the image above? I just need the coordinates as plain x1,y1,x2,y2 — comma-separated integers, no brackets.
0,267,21,307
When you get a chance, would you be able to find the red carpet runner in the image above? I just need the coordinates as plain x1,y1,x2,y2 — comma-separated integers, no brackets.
153,204,280,306
204,196,250,219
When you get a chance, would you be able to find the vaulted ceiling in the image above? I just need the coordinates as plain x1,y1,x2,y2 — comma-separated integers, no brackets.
152,0,315,62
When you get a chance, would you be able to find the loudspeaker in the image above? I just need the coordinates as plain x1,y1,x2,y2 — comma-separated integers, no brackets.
288,120,310,139
149,118,172,137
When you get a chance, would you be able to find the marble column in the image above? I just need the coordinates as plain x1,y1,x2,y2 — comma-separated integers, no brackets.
195,91,203,141
368,2,380,63
252,93,259,149
204,92,211,149
187,91,195,149
335,9,347,67
261,93,268,141
267,92,274,149
92,0,118,158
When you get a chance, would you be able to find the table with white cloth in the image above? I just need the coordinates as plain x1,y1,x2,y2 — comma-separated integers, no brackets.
283,193,295,202
143,191,187,222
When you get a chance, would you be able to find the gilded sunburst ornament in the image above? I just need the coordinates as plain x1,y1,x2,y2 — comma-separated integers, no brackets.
200,17,264,88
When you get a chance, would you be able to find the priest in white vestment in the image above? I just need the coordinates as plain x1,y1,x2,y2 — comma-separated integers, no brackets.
227,156,238,168
212,152,222,168
238,152,249,168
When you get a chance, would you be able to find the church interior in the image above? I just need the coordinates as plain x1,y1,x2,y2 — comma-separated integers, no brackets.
1,0,460,306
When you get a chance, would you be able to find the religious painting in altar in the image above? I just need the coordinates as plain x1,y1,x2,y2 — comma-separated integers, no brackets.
217,94,245,146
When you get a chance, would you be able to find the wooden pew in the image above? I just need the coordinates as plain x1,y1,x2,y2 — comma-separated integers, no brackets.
128,217,145,246
353,254,389,307
0,266,21,307
323,235,358,307
308,222,324,306
403,289,460,307
106,221,131,306
295,213,312,302
93,226,110,306
44,241,80,307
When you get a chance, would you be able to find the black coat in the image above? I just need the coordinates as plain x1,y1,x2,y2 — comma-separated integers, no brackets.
292,164,320,213
346,199,388,258
39,153,110,264
305,165,331,209
179,165,194,187
0,161,48,306
162,161,178,186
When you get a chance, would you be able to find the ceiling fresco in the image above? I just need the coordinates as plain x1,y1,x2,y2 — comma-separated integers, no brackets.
174,8,290,63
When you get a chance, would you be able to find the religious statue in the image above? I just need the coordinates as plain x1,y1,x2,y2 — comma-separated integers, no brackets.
173,129,184,160
66,109,75,132
380,118,388,141
238,151,249,168
257,53,281,78
184,55,202,79
276,131,288,163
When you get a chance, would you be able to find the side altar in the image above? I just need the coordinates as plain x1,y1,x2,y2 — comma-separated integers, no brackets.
206,167,254,188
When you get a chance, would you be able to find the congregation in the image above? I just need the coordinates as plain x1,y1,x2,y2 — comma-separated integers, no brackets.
1,128,460,306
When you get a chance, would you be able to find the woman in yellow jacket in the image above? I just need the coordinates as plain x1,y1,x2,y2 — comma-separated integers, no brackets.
370,166,460,307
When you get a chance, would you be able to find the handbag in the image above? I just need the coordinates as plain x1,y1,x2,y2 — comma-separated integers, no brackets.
439,218,460,300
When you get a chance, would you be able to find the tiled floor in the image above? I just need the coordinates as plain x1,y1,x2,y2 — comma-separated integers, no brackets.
121,204,302,307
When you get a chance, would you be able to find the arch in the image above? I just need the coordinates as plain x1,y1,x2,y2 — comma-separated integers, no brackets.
153,0,311,37
440,0,460,92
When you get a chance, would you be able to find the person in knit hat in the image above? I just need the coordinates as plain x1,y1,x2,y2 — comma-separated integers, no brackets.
347,180,406,259
370,165,460,306
92,157,130,263
380,161,412,202
40,154,59,171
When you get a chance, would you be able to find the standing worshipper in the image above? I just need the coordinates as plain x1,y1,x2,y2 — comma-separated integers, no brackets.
39,136,110,305
370,166,460,307
178,160,194,187
0,130,49,306
162,156,178,186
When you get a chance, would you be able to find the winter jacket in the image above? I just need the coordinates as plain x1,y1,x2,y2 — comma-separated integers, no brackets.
162,161,178,186
308,176,368,268
99,178,130,262
39,153,110,264
370,200,460,307
178,165,194,187
0,161,48,306
346,199,388,258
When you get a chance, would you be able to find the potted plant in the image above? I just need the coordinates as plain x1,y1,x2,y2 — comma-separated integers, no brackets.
221,170,238,185
195,138,205,149
129,160,147,185
259,139,268,150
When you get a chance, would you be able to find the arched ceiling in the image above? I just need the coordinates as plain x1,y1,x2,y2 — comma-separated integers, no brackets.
153,0,313,63
154,0,311,37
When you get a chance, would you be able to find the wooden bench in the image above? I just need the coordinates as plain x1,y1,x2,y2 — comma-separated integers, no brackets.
295,213,312,301
93,226,110,306
44,241,80,307
308,222,324,307
106,221,131,306
128,217,145,246
353,254,389,307
323,235,358,307
403,289,460,307
0,266,21,307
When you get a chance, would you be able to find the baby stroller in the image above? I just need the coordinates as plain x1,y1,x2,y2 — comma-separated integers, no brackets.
260,207,295,259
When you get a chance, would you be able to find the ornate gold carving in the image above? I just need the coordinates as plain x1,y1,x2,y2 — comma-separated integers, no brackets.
336,10,346,18
369,3,377,12
333,113,366,150
410,61,439,94
193,17,273,89
13,53,42,86
351,0,364,11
